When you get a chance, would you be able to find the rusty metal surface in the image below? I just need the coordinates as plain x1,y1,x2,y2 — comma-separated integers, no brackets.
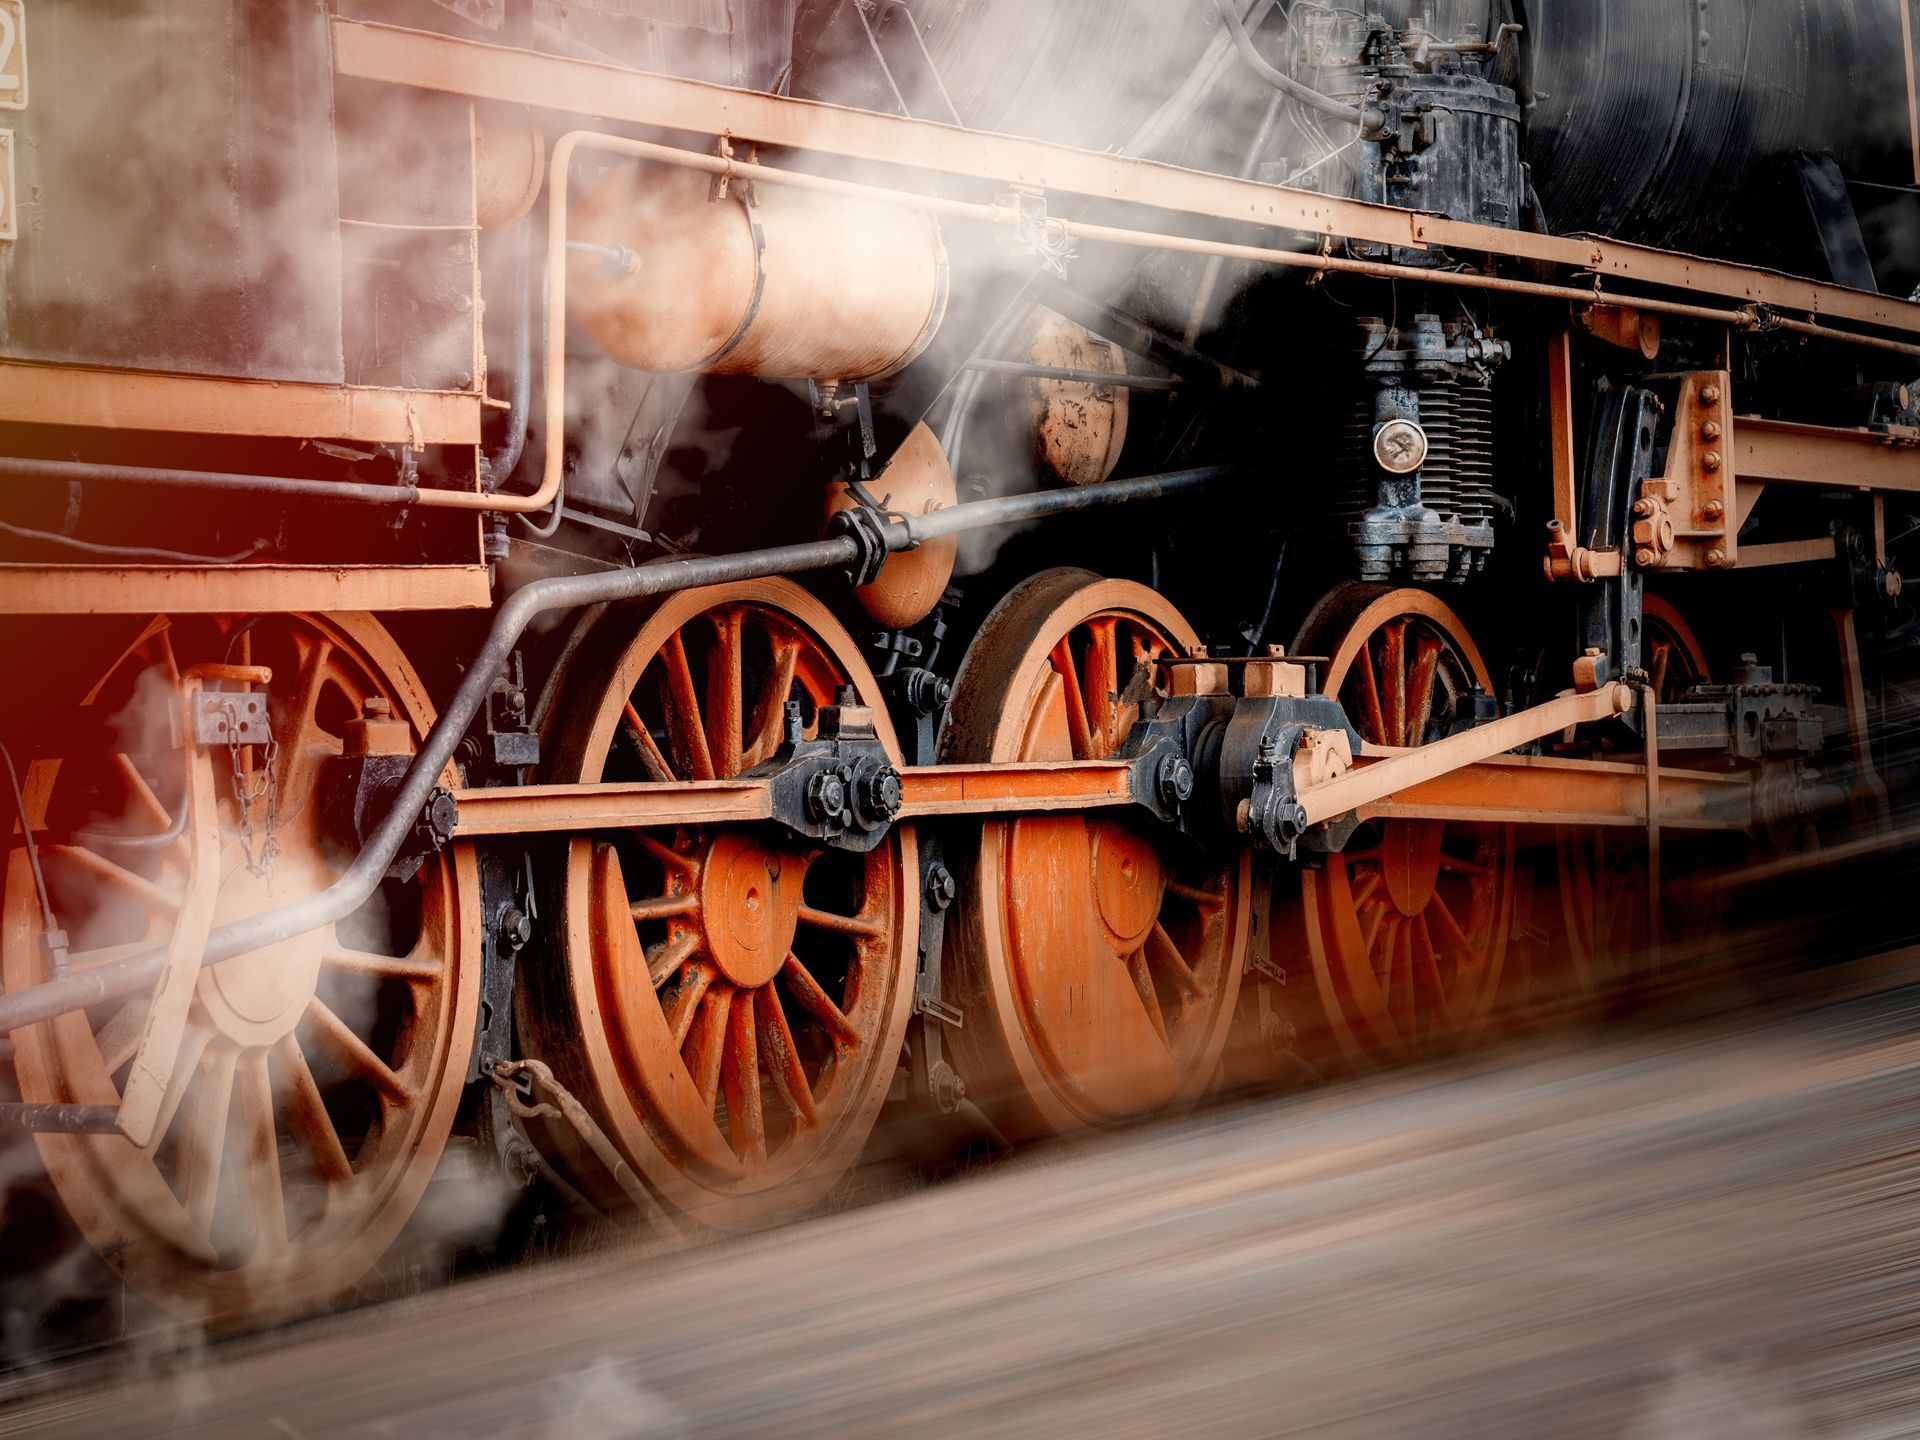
333,17,1920,338
8,962,1919,1437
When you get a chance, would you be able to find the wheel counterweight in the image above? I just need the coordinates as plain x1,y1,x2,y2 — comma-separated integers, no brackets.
939,569,1250,1139
1,614,480,1327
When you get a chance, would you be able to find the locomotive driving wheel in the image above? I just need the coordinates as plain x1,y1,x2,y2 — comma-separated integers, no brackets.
939,569,1250,1139
1,614,480,1327
523,580,917,1229
1552,595,1713,995
1292,586,1514,1065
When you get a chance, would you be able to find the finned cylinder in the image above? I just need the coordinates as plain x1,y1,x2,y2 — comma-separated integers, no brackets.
567,162,949,379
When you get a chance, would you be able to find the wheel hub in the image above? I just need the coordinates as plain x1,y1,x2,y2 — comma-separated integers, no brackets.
1090,822,1165,952
699,834,803,988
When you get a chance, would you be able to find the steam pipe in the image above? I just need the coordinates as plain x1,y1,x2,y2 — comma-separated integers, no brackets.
1210,0,1363,125
483,219,535,491
0,464,1231,1036
0,457,417,506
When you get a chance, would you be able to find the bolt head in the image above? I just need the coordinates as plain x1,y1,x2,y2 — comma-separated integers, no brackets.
1703,500,1725,521
1702,451,1723,473
1633,498,1657,518
1705,548,1728,568
363,696,394,719
1701,421,1723,442
1700,385,1722,405
1635,546,1657,567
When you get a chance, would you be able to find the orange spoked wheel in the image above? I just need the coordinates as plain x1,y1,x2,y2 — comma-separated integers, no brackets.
1552,595,1713,996
1291,585,1514,1065
521,580,917,1229
1,614,480,1328
939,569,1250,1139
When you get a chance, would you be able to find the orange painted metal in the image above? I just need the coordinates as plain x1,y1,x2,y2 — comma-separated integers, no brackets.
1,613,480,1327
824,422,958,629
0,564,493,615
333,18,1920,340
1637,373,1735,571
517,580,916,1228
1292,587,1516,1064
568,160,946,379
0,361,481,444
938,570,1248,1140
1735,417,1920,494
1354,752,1750,831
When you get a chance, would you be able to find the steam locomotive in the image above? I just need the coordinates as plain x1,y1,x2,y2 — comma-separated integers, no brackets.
1,0,1915,1329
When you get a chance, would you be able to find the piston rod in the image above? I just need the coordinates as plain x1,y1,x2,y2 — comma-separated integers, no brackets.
0,465,1230,1035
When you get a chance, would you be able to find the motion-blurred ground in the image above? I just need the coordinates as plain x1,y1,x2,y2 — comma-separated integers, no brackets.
3,953,1916,1438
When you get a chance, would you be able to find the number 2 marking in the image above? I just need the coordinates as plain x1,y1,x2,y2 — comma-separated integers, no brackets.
0,2,26,109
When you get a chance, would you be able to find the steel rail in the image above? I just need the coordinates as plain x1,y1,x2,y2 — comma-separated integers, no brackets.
0,465,1229,1035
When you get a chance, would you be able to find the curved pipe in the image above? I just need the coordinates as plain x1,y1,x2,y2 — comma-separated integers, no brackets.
1210,0,1362,125
0,464,1232,1034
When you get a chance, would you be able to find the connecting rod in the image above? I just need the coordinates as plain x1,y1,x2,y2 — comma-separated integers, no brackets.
0,466,1229,1036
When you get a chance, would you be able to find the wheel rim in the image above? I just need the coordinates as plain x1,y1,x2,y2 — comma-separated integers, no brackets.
1555,596,1710,993
1,614,480,1326
1296,586,1514,1063
527,580,917,1226
940,569,1249,1137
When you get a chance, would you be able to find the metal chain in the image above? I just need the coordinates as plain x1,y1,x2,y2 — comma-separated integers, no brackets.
222,695,280,877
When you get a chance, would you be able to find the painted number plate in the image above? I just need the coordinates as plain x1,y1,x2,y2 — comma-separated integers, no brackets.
0,1,24,111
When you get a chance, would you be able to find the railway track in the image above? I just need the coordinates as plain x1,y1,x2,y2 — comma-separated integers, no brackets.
4,952,1916,1438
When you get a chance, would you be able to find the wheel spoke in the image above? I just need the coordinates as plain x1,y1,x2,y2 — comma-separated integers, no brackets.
235,1051,289,1259
321,940,440,984
1439,852,1491,879
1350,647,1388,747
636,834,698,875
1414,916,1452,1031
665,961,718,1050
629,892,699,925
1349,869,1383,911
1146,922,1201,1000
646,930,700,990
303,998,412,1106
276,1034,353,1185
94,998,151,1076
1085,618,1119,754
109,752,173,832
780,953,859,1048
706,607,746,778
174,1045,237,1239
755,987,819,1127
275,638,338,801
1405,635,1444,747
1358,898,1388,960
46,845,180,917
795,904,883,940
743,633,801,768
1427,888,1478,960
1125,950,1172,1049
660,631,716,781
623,701,676,783
721,992,767,1163
1382,622,1407,748
685,986,734,1109
1050,639,1095,760
1165,878,1225,910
